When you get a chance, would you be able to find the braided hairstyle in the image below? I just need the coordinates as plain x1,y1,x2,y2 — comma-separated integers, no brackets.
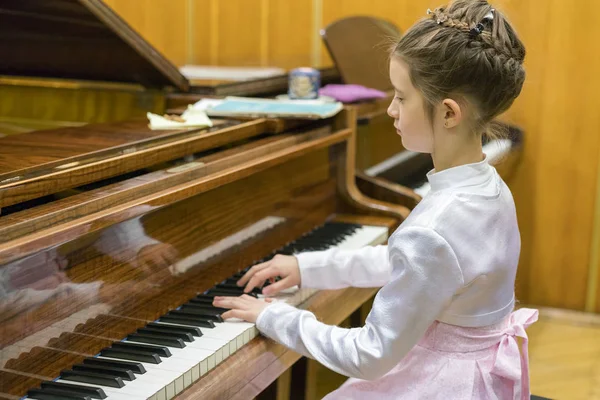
393,0,525,138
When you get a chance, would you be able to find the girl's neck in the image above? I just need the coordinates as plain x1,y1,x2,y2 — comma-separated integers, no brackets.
431,134,484,172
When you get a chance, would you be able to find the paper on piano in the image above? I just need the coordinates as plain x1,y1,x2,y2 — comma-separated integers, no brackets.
204,96,344,119
147,107,213,130
179,65,286,81
190,98,225,112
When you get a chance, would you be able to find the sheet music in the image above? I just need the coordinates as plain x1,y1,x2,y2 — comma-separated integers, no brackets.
179,65,286,81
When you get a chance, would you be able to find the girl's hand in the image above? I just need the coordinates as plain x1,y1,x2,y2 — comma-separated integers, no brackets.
213,295,274,323
237,254,301,296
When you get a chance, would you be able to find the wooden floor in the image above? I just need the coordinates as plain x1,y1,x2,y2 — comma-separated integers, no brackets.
310,306,600,400
527,307,600,400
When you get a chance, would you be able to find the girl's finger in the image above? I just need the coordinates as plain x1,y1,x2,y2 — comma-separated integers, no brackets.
213,296,243,309
244,266,278,293
262,276,292,296
237,261,271,286
221,309,243,320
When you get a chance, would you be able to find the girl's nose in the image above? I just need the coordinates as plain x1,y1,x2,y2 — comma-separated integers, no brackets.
387,103,398,119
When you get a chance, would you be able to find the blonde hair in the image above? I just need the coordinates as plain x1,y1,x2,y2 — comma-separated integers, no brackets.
392,0,525,139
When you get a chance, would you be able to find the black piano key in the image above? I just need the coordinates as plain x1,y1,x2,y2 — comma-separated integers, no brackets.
40,381,107,399
179,307,226,320
175,306,224,317
193,294,219,302
159,315,215,328
127,333,186,348
181,303,228,314
216,283,262,295
111,342,171,357
60,370,125,388
146,322,202,337
138,327,194,342
167,309,223,322
225,278,266,291
216,283,244,292
206,289,257,298
224,278,243,285
99,348,162,364
72,363,136,381
188,296,217,305
83,357,146,374
181,303,227,313
27,388,91,400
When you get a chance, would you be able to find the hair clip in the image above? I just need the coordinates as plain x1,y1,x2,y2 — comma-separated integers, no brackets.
469,22,485,37
483,8,495,22
427,8,432,15
470,8,495,37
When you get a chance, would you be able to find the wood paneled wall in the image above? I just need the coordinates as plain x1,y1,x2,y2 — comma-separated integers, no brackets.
103,0,600,312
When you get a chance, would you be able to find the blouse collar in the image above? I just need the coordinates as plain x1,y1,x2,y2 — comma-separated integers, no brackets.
426,155,494,192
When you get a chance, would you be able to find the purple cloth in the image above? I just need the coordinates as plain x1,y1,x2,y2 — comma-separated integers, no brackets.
318,84,387,103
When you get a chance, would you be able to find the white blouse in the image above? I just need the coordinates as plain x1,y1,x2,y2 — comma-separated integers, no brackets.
255,156,520,380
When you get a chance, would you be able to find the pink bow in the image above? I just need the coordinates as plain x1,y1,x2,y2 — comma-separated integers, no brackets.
490,308,539,399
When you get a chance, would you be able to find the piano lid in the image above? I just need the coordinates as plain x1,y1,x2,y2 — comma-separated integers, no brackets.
0,0,189,91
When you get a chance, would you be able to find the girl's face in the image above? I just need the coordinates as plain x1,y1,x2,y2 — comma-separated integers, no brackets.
387,58,436,154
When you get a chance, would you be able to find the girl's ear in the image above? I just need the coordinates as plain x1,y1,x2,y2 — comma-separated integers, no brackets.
441,98,462,128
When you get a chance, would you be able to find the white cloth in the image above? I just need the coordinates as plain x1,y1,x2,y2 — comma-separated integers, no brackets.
255,155,521,381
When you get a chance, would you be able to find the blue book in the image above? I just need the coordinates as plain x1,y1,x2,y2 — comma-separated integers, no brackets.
205,97,343,119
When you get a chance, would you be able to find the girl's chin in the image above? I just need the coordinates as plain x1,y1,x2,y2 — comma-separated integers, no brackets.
400,136,430,154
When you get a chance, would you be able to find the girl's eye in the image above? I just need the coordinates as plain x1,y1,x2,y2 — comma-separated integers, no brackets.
395,96,404,102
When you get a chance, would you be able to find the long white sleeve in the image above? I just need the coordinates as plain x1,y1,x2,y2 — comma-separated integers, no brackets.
295,245,391,290
256,226,464,380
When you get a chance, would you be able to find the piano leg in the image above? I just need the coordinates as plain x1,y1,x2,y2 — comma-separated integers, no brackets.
255,369,291,400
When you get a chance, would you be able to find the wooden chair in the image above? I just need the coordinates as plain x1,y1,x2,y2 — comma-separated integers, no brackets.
321,16,401,91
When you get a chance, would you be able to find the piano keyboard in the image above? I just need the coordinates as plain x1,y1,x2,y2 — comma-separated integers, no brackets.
25,222,389,400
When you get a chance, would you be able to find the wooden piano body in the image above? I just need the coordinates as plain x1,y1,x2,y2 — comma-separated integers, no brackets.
0,106,408,399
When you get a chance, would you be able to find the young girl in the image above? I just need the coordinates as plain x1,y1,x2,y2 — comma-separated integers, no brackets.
214,1,538,398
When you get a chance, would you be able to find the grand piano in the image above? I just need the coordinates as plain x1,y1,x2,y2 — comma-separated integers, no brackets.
0,3,524,397
0,98,409,400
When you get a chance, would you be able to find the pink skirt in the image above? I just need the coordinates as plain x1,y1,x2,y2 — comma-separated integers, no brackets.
324,308,539,400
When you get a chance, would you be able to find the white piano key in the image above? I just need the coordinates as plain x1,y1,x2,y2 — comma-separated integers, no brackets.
152,321,244,360
54,378,149,400
123,339,213,362
102,342,214,398
337,225,389,249
95,355,181,399
123,358,187,388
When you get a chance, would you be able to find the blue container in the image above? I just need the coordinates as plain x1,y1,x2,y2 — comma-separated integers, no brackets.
288,67,321,100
